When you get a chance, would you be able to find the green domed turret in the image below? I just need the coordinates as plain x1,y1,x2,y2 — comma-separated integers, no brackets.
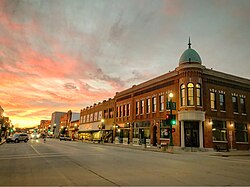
179,38,202,65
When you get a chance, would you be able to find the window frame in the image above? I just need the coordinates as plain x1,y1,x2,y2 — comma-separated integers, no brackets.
187,83,194,106
180,84,185,106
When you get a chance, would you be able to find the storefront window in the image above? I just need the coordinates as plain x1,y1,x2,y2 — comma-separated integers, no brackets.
212,120,227,141
160,120,170,139
235,123,248,142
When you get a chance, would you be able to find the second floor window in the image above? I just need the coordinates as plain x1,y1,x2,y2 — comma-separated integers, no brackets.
152,97,156,113
180,84,185,106
187,83,194,106
232,96,238,113
210,92,216,110
159,95,164,111
240,97,246,114
146,98,150,113
196,84,202,106
219,93,226,111
127,104,130,116
136,101,139,115
140,100,144,115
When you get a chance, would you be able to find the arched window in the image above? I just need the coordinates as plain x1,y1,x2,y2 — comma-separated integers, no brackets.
180,84,185,106
187,83,194,106
196,84,202,106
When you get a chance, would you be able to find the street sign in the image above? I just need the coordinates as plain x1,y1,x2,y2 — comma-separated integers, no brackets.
166,101,176,110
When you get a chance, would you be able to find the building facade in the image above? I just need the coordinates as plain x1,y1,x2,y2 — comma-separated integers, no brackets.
50,111,67,138
114,41,250,150
79,98,115,142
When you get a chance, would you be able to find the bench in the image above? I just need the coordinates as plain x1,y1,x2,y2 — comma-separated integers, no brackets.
215,144,229,152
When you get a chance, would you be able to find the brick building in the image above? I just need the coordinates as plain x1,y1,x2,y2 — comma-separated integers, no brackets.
114,40,250,150
79,98,115,142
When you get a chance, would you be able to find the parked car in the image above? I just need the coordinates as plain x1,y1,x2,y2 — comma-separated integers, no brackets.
59,136,72,141
6,133,29,143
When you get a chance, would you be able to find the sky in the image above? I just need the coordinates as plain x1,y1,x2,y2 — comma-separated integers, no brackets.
1,0,250,128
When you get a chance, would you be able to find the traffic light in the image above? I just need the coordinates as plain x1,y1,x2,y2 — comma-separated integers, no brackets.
166,114,171,125
170,115,176,125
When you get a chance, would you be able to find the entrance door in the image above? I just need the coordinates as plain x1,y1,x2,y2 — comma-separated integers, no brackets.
184,122,199,147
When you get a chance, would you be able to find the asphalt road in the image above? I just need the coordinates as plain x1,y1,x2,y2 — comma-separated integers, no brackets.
0,138,250,186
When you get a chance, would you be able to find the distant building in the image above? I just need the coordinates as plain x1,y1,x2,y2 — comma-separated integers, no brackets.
50,112,67,138
39,120,51,133
59,110,80,137
79,99,115,142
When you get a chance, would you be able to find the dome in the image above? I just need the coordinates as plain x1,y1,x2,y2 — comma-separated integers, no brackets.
179,39,202,65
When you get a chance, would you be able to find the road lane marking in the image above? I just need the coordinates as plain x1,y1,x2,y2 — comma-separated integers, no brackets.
0,154,65,160
30,144,41,155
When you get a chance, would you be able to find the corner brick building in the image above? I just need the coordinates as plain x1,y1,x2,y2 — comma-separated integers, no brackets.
115,40,250,150
80,41,250,150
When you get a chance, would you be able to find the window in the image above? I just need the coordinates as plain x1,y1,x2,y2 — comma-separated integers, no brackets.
232,96,238,113
98,111,102,120
140,100,144,115
83,115,86,123
90,113,93,122
159,95,164,111
94,112,98,121
187,83,194,106
136,101,139,115
119,106,122,117
196,84,202,106
180,84,185,106
152,97,156,113
109,108,114,118
127,104,130,116
219,93,226,111
123,105,126,117
235,123,248,142
212,120,227,141
116,107,119,117
240,97,246,114
146,98,150,113
210,92,216,110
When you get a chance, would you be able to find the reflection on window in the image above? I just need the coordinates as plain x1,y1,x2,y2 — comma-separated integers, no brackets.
210,92,216,110
146,98,150,113
136,101,139,115
180,84,185,106
159,95,164,111
196,84,202,106
212,120,227,141
232,96,238,113
219,93,225,111
235,123,248,142
152,97,156,112
187,83,194,106
240,97,246,114
140,100,144,115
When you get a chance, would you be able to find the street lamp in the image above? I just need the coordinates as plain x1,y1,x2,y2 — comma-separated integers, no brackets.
169,93,174,146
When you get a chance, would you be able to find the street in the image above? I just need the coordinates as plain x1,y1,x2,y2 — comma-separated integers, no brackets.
0,139,250,186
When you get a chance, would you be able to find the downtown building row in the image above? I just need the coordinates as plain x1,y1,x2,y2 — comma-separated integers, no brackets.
75,42,250,150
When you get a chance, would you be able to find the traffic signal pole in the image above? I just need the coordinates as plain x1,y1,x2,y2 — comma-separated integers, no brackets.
169,97,173,146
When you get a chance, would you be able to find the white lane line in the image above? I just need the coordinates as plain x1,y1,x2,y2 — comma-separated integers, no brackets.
30,144,41,155
0,154,65,160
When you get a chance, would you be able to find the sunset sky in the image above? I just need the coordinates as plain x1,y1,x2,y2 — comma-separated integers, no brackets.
1,0,250,128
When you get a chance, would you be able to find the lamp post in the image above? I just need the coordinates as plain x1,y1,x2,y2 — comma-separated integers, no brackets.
169,93,174,146
100,119,104,143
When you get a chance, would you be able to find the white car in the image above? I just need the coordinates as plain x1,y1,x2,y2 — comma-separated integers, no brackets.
31,133,40,139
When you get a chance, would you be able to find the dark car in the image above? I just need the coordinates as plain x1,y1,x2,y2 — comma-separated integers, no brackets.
59,136,72,141
6,133,29,143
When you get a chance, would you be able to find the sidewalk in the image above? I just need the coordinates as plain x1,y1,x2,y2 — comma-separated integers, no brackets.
80,140,250,157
